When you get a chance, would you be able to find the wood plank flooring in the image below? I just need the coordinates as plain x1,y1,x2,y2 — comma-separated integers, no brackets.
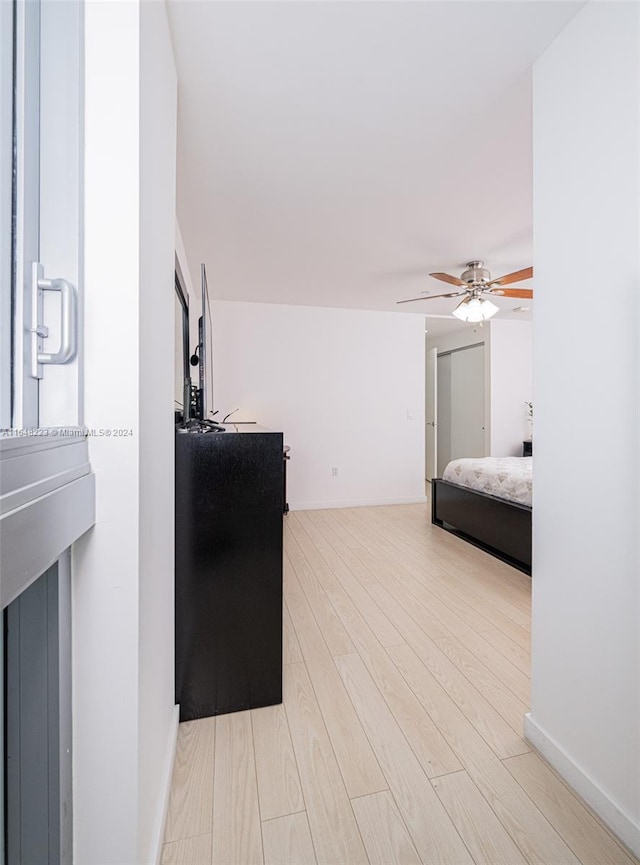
162,501,638,865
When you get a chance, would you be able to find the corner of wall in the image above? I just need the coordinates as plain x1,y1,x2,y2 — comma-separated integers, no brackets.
525,714,640,858
149,705,180,865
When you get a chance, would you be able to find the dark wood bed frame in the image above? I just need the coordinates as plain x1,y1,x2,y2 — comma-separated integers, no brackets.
431,478,531,576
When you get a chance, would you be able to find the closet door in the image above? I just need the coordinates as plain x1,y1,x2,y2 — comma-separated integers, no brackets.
437,343,486,474
450,344,485,459
436,353,452,476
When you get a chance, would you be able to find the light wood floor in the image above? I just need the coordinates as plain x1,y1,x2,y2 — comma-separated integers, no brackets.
162,502,638,865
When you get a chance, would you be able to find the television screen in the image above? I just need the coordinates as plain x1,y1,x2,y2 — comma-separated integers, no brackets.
199,264,215,421
174,272,190,415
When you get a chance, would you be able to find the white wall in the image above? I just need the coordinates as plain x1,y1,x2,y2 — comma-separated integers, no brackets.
74,5,140,859
529,2,640,854
138,3,178,862
73,3,177,862
489,319,532,456
212,301,426,509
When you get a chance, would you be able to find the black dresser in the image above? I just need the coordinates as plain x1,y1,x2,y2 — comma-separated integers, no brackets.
175,425,284,721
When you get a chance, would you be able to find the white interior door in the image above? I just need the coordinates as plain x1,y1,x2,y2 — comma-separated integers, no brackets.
425,346,438,480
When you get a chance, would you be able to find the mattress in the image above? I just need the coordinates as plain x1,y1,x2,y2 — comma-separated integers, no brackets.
442,456,532,507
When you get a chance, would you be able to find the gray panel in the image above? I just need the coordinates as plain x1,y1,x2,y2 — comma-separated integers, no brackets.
47,570,61,865
0,434,92,514
6,560,70,864
6,566,55,863
0,610,3,865
56,551,73,865
6,600,20,862
0,471,95,609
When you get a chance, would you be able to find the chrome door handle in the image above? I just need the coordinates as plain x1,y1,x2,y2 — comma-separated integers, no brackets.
31,262,78,378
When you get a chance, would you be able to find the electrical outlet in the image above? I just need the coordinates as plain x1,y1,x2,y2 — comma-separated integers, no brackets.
331,466,339,478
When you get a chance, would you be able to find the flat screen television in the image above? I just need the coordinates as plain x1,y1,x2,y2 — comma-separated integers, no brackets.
174,271,190,420
198,263,215,421
181,263,223,430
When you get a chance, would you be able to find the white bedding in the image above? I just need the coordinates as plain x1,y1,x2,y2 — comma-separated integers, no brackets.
442,456,532,507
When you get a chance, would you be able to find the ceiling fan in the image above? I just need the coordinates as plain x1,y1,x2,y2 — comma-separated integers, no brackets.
397,260,533,321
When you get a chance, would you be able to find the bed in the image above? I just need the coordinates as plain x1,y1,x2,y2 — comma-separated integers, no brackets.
431,456,532,575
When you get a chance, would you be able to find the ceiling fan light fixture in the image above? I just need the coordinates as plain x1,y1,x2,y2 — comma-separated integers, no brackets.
479,298,499,319
452,296,499,322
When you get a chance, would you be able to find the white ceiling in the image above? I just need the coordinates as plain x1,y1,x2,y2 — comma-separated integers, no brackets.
168,1,583,320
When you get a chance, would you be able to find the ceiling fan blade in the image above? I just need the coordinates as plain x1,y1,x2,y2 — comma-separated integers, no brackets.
429,272,466,287
488,266,533,287
487,288,534,299
396,291,465,305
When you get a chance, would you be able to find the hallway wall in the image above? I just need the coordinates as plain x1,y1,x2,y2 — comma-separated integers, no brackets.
74,3,178,862
530,1,640,853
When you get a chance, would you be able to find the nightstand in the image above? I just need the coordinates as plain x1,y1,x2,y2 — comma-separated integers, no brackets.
523,440,533,457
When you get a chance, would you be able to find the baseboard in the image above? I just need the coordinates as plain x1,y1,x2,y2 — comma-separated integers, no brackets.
524,713,640,857
151,704,180,865
289,495,427,511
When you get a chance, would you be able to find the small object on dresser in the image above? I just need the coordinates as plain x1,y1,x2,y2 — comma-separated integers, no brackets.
522,440,533,457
